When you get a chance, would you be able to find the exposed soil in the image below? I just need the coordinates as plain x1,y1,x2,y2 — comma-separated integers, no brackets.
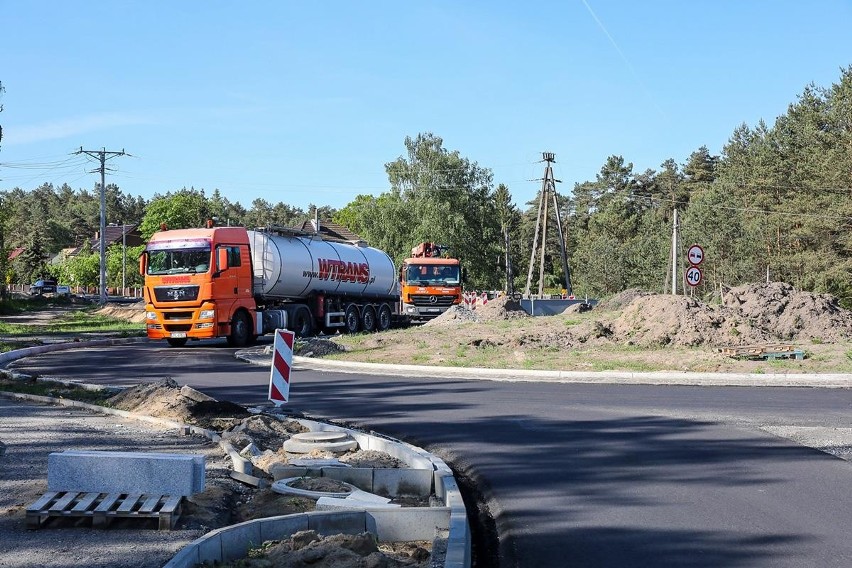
327,282,852,374
0,393,432,568
103,380,435,564
88,281,852,373
211,530,431,568
94,301,148,324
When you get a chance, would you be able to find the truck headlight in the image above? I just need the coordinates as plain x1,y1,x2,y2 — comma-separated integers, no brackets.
146,311,157,321
199,309,215,320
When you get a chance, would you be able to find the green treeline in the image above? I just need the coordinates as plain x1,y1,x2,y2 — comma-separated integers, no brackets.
1,66,851,305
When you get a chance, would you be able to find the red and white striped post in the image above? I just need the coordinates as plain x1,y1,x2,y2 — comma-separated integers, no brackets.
269,329,295,406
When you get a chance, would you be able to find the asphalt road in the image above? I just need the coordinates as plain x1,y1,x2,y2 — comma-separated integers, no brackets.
8,341,852,568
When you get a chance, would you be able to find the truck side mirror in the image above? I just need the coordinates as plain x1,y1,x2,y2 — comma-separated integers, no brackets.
461,267,467,283
216,248,229,276
139,253,147,276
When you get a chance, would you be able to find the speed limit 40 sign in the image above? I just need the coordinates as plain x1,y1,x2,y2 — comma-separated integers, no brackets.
685,265,702,287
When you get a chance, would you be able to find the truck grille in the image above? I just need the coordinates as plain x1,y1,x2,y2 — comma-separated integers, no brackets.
409,294,457,307
163,311,194,320
153,286,199,303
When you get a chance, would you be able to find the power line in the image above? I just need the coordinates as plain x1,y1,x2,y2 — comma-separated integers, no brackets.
642,194,852,220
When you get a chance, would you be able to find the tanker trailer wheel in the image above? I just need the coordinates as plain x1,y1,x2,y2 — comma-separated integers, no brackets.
344,304,361,334
377,303,392,332
293,306,314,337
227,311,251,347
361,305,377,332
167,337,188,347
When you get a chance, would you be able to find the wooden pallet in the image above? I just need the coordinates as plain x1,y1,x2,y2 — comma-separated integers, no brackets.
718,344,804,361
26,491,182,530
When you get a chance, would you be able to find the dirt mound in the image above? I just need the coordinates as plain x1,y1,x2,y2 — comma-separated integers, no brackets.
596,288,654,312
216,530,430,568
473,295,529,322
423,304,478,326
224,414,308,451
107,378,250,429
597,282,852,348
294,338,347,356
95,302,146,323
339,449,406,469
723,281,852,342
610,295,769,347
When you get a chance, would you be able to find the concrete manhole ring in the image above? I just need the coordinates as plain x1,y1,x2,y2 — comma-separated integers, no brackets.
282,431,359,454
271,477,355,499
291,431,351,443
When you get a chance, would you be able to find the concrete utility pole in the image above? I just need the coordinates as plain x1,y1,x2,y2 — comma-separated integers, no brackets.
75,147,126,305
523,152,573,298
670,208,679,295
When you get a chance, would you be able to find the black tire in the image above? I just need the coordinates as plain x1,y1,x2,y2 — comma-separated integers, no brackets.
361,305,377,332
166,337,188,347
292,306,314,337
344,304,361,334
227,311,251,347
377,303,392,332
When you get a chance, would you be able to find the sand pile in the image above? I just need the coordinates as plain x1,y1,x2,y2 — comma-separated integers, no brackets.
598,282,852,347
473,296,530,322
610,294,769,347
723,281,852,342
424,304,478,326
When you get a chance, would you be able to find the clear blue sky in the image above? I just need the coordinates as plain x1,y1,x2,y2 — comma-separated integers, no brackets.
1,1,850,213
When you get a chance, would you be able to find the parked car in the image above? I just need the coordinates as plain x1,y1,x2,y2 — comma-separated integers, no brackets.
29,279,58,295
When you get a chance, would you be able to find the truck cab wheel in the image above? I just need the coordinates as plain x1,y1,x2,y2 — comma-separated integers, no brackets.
227,311,251,347
167,337,188,347
361,305,377,332
293,306,314,337
344,304,361,334
377,303,392,331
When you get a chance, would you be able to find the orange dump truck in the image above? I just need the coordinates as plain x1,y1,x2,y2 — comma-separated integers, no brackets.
399,242,463,322
141,225,401,347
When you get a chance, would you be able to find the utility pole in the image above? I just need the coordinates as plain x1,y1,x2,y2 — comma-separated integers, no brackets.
121,221,126,296
670,208,679,295
75,147,126,305
523,152,572,298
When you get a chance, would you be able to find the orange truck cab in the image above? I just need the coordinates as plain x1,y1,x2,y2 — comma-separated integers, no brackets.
140,227,256,347
399,242,463,322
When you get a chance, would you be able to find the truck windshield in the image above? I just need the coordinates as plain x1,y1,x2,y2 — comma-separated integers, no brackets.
406,264,460,285
146,248,211,275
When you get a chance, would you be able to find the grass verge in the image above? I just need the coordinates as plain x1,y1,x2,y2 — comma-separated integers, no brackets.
0,374,114,405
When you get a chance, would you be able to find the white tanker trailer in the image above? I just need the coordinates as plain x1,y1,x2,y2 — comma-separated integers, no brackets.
247,229,401,335
141,224,403,347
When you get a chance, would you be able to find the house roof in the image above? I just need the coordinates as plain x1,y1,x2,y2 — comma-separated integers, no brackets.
8,247,25,261
295,219,364,243
89,223,143,249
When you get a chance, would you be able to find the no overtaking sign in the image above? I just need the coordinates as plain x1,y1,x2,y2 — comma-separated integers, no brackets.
685,243,704,288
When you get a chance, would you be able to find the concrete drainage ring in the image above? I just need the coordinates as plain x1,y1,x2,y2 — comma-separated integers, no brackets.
271,477,356,499
281,431,358,454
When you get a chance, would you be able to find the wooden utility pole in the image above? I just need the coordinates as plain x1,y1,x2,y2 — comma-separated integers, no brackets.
523,152,573,298
75,147,127,305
